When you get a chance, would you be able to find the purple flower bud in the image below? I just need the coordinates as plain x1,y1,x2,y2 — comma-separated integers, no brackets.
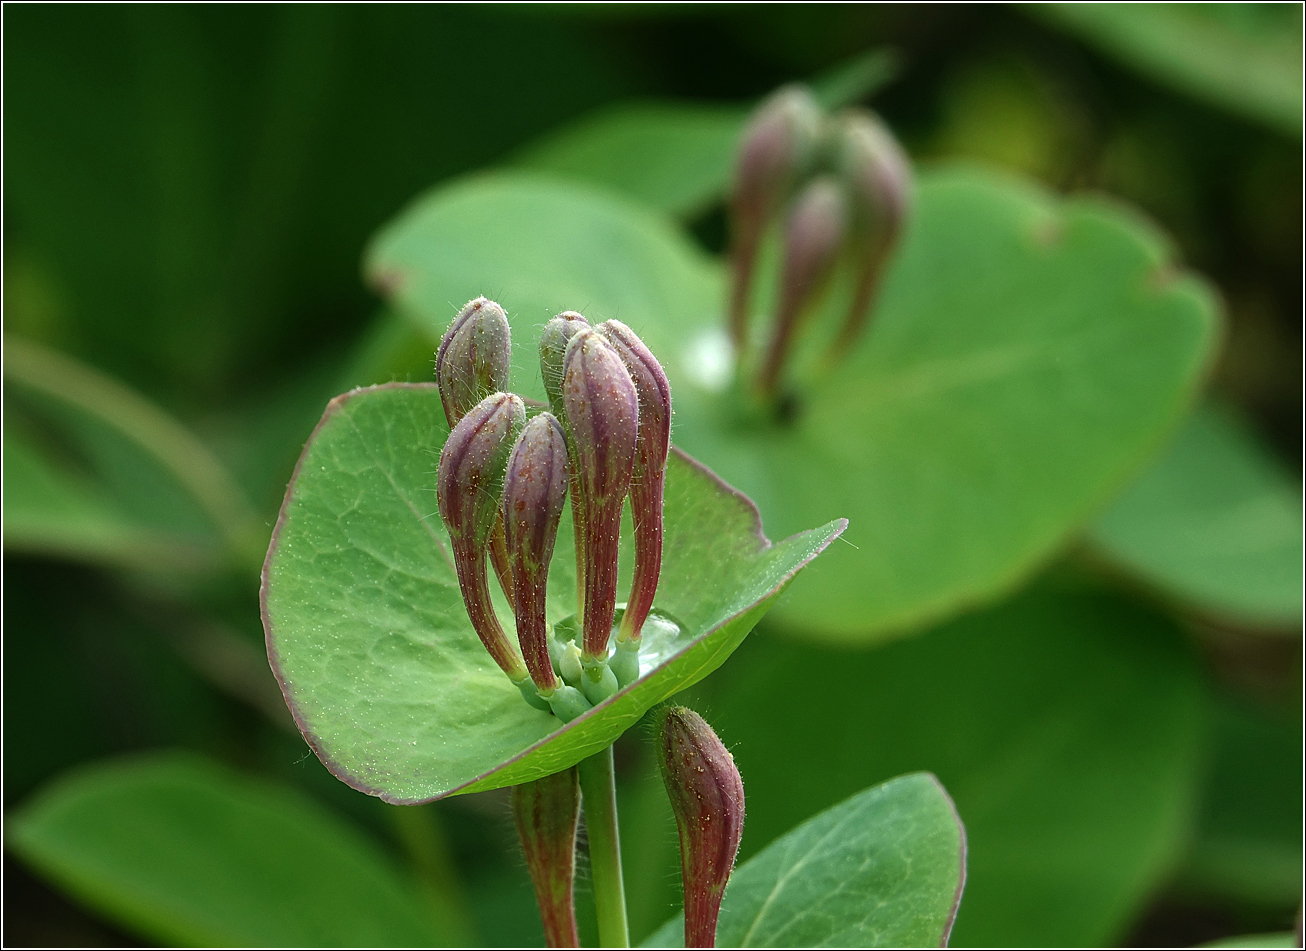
436,297,513,429
562,329,639,661
756,176,848,398
437,392,527,682
503,413,569,694
728,85,822,348
829,110,912,359
657,707,745,949
512,768,581,949
595,320,670,649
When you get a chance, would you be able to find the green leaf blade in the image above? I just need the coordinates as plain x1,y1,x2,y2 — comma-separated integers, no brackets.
1092,400,1303,628
8,753,444,947
262,383,843,803
646,773,966,948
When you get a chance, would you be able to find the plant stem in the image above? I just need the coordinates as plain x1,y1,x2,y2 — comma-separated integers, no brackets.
578,746,629,948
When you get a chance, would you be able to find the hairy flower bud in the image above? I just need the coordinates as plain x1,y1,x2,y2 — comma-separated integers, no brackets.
438,297,517,605
512,768,582,949
436,297,513,428
728,85,822,347
540,312,592,417
657,707,745,949
503,413,569,694
437,392,527,682
757,176,848,397
829,110,912,359
562,330,639,663
540,312,593,622
595,321,670,670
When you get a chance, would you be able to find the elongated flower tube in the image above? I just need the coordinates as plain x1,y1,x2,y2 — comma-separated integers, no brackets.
540,312,593,621
756,175,848,398
512,768,582,948
437,297,516,603
503,413,569,694
562,329,639,670
828,110,912,361
596,320,671,677
436,297,513,428
437,392,528,683
728,85,821,348
657,707,745,949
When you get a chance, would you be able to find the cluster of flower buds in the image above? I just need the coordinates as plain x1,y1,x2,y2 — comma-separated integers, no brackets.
728,85,912,400
436,298,672,721
656,707,746,948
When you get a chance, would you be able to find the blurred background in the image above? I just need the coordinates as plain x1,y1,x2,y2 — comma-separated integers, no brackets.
4,5,1301,947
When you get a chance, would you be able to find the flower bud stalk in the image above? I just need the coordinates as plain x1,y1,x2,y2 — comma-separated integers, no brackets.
540,313,593,623
437,392,528,682
728,86,821,348
596,321,671,657
756,176,848,398
657,707,745,949
504,413,570,694
827,110,912,362
512,768,582,948
562,330,639,662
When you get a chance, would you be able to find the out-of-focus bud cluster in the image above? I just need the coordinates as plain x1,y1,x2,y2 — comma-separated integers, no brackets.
435,298,672,721
727,86,912,400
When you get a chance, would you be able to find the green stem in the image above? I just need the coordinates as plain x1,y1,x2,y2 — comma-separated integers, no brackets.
578,746,629,948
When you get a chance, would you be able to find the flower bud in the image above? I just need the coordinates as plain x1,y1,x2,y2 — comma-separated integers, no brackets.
436,297,513,428
503,413,569,694
728,85,822,347
539,312,591,418
829,110,912,359
595,321,670,658
562,329,639,661
756,176,848,397
512,768,581,949
540,311,594,623
656,707,745,949
437,392,527,682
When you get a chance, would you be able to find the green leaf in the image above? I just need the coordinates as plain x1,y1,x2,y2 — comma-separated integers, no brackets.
369,169,1217,643
7,753,446,947
1176,697,1302,906
1034,3,1303,136
705,586,1206,947
1091,400,1302,628
365,175,721,408
646,773,965,948
3,335,259,568
511,50,897,217
2,421,213,573
1201,933,1300,949
261,382,844,803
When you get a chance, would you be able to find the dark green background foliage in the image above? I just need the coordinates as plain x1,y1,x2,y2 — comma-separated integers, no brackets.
4,5,1300,948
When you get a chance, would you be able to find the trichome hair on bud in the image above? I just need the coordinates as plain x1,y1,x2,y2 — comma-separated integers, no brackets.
512,768,582,948
756,175,848,398
828,109,913,360
656,706,745,949
562,329,639,660
436,297,513,429
436,391,527,681
596,320,671,646
728,84,822,348
503,413,569,694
